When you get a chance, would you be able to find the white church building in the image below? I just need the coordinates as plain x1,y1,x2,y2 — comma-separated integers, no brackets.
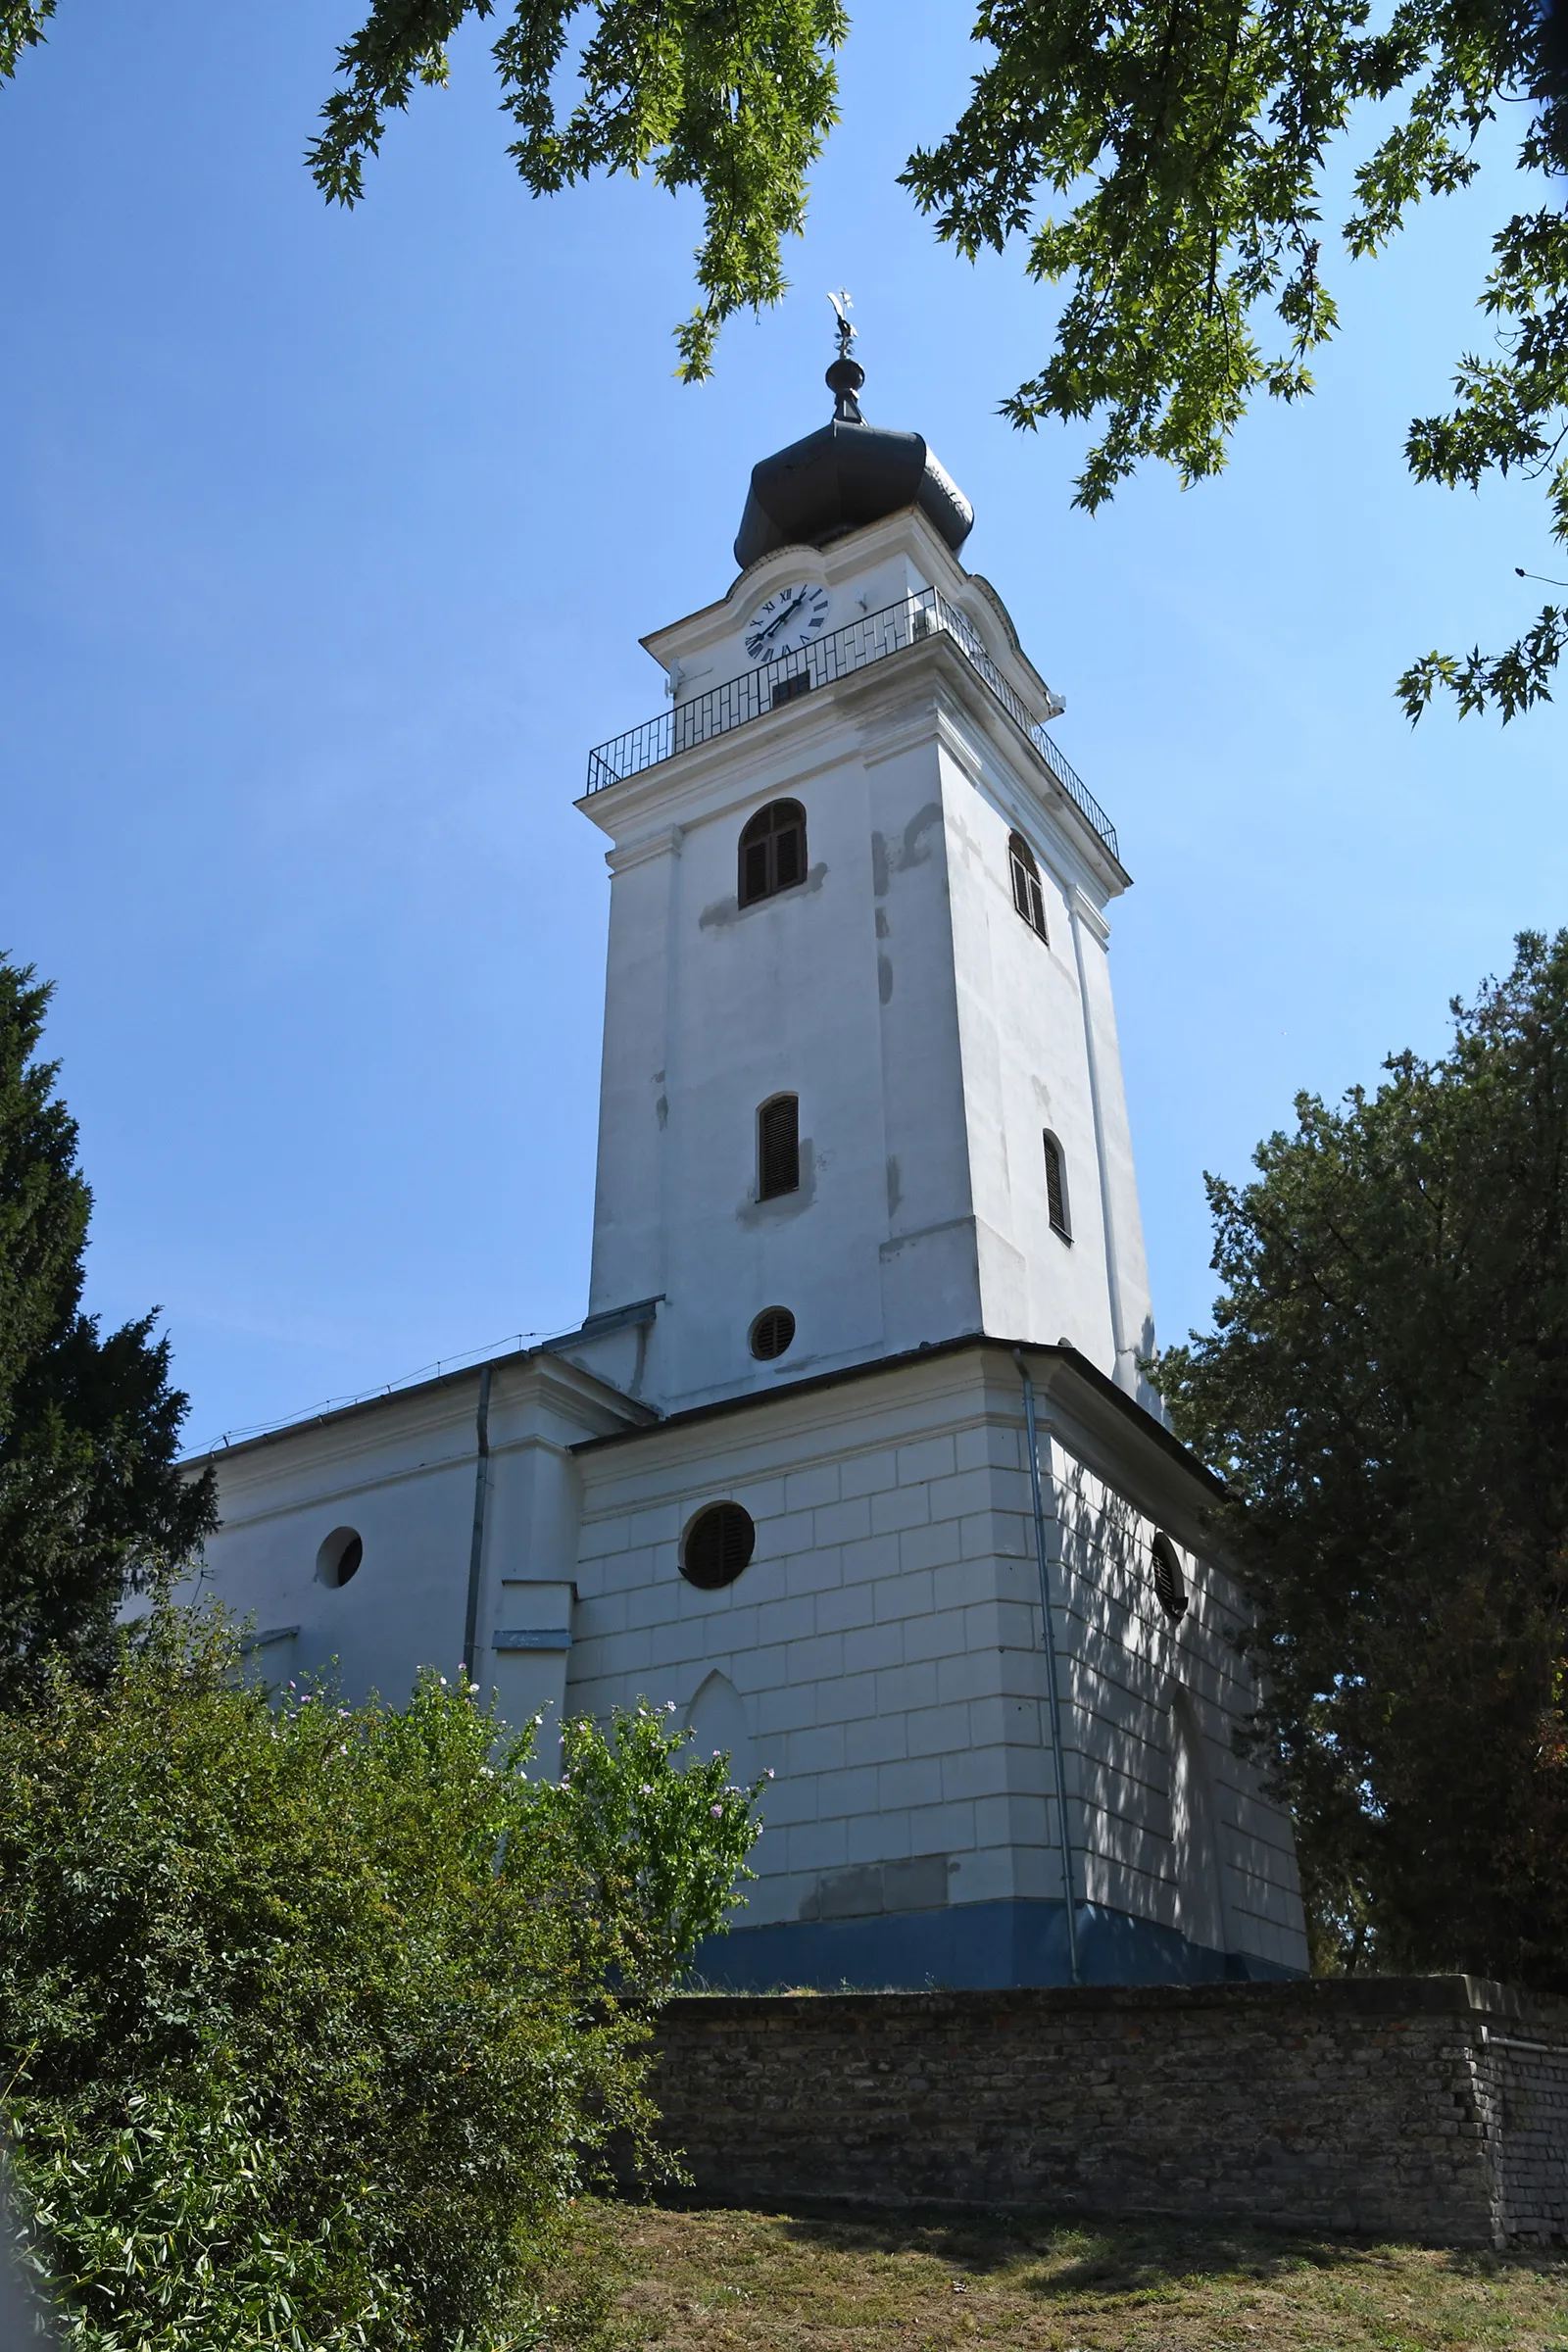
189,337,1308,1990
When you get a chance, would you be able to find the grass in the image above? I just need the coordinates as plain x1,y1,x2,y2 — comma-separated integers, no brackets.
588,2197,1568,2351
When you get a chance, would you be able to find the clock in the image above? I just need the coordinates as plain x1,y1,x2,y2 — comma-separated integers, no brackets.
744,581,831,665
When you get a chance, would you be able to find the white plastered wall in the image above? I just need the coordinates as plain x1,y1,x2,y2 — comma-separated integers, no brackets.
582,508,1152,1417
1029,1382,1307,1973
565,1342,1306,1973
191,1335,1304,1976
189,1351,645,1728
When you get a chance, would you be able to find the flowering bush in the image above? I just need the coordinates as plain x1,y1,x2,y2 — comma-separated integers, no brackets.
530,1701,764,1997
0,1606,763,2349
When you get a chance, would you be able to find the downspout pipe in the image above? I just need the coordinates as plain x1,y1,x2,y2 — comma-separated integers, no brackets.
1013,1348,1081,1987
462,1361,493,1684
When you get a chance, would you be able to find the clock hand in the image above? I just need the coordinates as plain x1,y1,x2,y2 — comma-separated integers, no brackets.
757,589,808,643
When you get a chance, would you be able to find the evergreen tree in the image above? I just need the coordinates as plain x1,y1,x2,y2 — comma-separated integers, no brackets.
1159,932,1568,1989
0,956,214,1700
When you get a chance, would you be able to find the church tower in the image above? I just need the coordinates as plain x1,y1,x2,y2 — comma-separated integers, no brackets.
580,334,1158,1420
189,329,1308,1990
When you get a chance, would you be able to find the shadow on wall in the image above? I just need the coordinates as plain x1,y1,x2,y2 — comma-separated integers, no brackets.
1134,1311,1165,1421
1169,1687,1234,1962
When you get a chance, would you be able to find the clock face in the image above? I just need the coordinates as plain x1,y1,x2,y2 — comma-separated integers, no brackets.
744,581,831,665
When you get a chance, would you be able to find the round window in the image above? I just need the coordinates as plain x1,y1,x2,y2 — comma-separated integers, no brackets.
1151,1532,1189,1621
750,1305,796,1361
681,1502,756,1591
317,1527,364,1589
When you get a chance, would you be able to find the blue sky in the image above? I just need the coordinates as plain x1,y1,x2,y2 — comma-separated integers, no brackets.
2,0,1561,1450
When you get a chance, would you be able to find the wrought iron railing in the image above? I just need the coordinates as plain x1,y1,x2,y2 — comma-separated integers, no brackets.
584,585,1119,863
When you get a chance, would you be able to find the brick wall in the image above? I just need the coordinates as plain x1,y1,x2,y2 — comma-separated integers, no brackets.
646,1977,1568,2245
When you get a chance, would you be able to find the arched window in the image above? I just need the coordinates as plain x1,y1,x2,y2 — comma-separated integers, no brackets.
739,800,808,907
1008,830,1049,942
758,1095,800,1200
1043,1131,1070,1240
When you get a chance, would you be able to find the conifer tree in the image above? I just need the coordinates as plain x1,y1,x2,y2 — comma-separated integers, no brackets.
0,956,214,1701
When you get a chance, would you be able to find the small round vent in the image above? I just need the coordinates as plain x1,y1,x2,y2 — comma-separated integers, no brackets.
317,1527,364,1590
750,1305,796,1361
681,1502,757,1591
1151,1532,1189,1621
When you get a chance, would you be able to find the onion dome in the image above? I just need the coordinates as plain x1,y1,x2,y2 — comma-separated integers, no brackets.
733,335,974,570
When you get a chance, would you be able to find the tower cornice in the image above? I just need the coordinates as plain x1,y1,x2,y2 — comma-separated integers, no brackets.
581,624,1128,896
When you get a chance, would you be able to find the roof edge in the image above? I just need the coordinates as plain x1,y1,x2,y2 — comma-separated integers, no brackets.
570,1333,1222,1497
183,1326,660,1469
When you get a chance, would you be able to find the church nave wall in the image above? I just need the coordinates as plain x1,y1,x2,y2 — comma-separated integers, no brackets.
566,1341,1307,1986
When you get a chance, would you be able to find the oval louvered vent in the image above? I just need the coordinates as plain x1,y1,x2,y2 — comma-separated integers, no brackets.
750,1306,796,1361
1152,1531,1189,1621
681,1502,757,1591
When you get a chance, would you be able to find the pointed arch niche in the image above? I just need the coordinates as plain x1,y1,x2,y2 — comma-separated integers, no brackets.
685,1669,757,1788
1168,1688,1233,1960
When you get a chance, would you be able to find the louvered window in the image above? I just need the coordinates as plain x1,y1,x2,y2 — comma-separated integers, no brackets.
758,1095,800,1200
682,1501,757,1590
1008,830,1049,942
1152,1532,1189,1620
739,800,808,907
1043,1132,1070,1239
750,1305,796,1361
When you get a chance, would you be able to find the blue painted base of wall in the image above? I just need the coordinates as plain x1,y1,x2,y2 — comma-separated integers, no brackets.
689,1900,1303,1992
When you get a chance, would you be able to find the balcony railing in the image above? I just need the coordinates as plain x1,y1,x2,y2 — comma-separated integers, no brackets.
584,585,1119,863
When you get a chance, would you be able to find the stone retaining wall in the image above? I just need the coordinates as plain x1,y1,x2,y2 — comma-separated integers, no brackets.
647,1977,1568,2245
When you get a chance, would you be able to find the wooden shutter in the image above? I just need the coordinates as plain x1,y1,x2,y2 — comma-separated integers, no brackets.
1011,845,1033,923
774,820,803,890
1008,831,1048,942
739,801,808,907
759,1096,800,1200
1044,1133,1069,1236
682,1502,758,1589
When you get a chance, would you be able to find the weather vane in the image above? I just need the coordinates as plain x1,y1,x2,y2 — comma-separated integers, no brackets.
828,288,857,362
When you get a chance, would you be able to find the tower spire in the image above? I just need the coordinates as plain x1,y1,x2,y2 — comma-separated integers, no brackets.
826,288,864,424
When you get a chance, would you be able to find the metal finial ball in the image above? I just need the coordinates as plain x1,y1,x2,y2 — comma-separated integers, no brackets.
825,353,865,425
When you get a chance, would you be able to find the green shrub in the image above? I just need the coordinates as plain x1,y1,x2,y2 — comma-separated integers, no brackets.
0,1606,761,2349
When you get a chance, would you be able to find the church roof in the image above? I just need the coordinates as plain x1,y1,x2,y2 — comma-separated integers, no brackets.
570,1333,1224,1500
733,346,974,570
